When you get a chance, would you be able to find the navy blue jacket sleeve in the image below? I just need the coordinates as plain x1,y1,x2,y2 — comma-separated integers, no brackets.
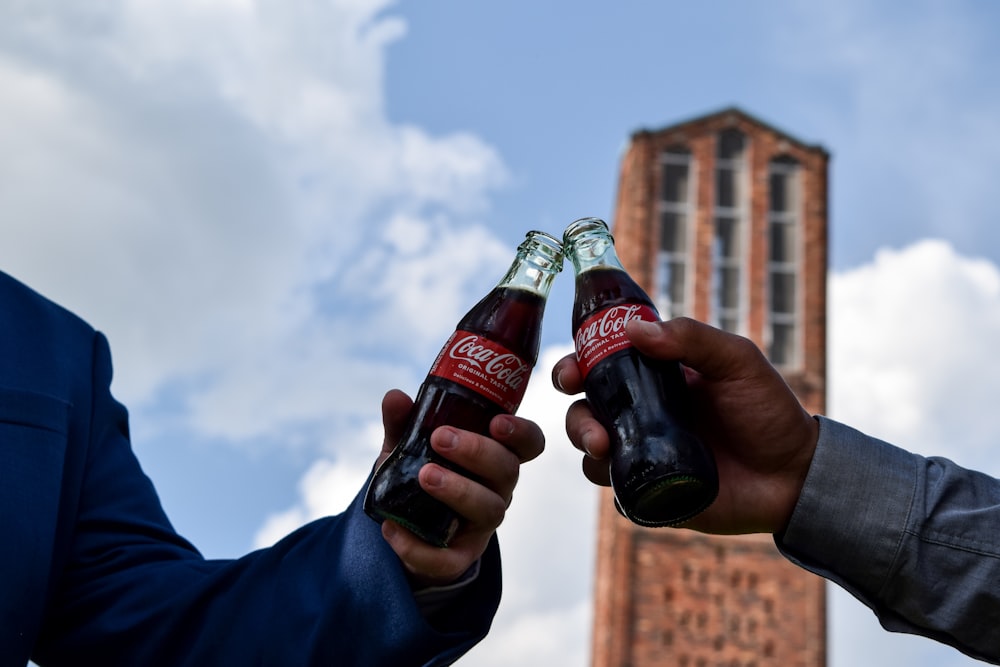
32,331,502,666
776,416,1000,664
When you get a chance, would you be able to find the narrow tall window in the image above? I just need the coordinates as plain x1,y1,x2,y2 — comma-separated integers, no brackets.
657,146,693,319
768,156,801,367
713,129,747,333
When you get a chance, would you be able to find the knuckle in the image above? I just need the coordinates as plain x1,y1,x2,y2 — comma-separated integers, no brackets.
449,428,486,465
386,524,416,560
481,494,507,529
492,460,520,499
565,400,595,441
669,316,698,337
469,431,490,461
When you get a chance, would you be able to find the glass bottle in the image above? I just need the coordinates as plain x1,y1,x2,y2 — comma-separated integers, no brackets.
364,231,564,546
563,217,718,526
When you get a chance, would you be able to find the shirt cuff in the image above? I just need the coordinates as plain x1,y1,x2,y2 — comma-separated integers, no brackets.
775,416,919,604
412,559,482,619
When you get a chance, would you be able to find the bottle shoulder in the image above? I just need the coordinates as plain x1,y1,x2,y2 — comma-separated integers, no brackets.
572,267,657,323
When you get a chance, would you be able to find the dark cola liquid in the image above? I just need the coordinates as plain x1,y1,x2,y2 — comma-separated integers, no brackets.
364,287,544,547
573,268,718,527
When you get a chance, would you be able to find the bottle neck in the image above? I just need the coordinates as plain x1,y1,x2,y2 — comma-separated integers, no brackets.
496,231,564,298
563,217,625,275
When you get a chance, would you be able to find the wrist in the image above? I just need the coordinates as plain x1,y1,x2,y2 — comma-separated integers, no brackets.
775,414,820,534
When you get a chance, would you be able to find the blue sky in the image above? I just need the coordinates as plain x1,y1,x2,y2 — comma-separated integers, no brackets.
3,1,1000,665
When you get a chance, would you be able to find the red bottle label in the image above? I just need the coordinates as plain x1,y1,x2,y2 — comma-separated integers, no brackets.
574,304,659,378
429,330,532,413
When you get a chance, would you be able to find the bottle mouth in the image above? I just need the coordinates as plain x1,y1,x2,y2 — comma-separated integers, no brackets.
525,229,563,249
563,217,614,242
562,217,614,262
521,230,565,271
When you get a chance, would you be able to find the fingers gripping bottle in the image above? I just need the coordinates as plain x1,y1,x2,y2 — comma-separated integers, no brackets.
364,231,564,547
563,217,718,527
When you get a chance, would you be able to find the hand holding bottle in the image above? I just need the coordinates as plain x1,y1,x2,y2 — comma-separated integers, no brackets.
553,316,819,535
562,218,718,526
376,388,545,588
365,231,563,547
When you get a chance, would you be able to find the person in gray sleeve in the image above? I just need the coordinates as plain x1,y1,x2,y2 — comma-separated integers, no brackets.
552,316,1000,665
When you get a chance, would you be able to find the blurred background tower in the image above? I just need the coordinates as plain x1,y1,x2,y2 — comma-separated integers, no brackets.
592,108,829,667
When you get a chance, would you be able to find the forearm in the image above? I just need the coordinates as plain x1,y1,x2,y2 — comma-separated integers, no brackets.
38,332,502,666
777,417,1000,664
38,494,501,666
262,494,503,667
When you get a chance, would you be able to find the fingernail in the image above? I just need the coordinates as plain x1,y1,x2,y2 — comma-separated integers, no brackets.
423,466,444,488
630,319,661,338
581,430,595,457
495,416,515,437
383,521,397,539
552,366,566,392
435,429,457,451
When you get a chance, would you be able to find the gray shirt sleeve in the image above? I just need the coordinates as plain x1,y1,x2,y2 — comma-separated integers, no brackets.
776,416,1000,664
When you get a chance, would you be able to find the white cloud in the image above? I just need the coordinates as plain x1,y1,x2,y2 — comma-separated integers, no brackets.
472,344,595,667
256,238,1000,667
254,421,382,547
0,0,511,450
827,239,1000,667
8,2,999,665
466,600,590,667
254,342,596,667
830,239,1000,466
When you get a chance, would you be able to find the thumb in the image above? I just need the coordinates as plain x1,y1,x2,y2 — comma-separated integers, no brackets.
380,389,414,456
626,317,758,380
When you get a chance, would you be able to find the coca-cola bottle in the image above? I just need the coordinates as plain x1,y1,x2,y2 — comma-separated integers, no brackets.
364,231,564,547
563,217,718,527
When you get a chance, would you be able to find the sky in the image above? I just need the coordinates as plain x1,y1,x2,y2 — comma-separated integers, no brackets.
2,1,1000,665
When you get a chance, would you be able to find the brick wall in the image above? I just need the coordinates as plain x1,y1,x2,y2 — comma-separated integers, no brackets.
593,108,830,667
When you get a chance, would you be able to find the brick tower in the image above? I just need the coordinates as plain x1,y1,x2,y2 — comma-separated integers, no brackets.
592,108,830,667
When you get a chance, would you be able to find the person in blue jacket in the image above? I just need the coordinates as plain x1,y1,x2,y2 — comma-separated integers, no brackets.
553,316,1000,665
0,270,544,667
